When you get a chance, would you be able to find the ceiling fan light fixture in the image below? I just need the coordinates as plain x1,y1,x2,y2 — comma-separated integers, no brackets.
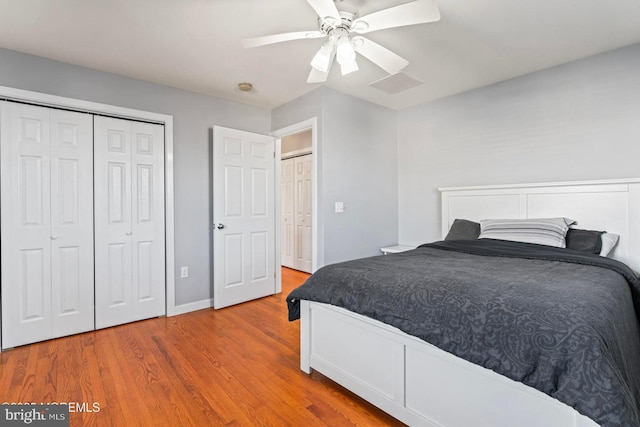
340,58,358,76
310,42,335,73
336,36,356,65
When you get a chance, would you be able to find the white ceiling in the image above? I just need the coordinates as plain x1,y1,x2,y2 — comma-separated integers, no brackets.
0,0,639,110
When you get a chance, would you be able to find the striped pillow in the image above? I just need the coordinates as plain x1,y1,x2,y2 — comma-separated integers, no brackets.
479,218,574,248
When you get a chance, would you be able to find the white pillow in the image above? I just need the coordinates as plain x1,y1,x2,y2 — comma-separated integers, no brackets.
479,218,574,248
599,233,620,257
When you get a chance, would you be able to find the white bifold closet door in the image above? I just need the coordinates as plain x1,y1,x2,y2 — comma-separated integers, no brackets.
280,154,312,273
1,101,94,349
280,158,295,268
293,155,312,273
94,116,165,329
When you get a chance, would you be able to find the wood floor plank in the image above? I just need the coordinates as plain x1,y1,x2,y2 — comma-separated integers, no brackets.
0,267,405,426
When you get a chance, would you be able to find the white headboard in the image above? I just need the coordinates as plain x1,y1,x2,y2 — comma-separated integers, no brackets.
440,179,640,272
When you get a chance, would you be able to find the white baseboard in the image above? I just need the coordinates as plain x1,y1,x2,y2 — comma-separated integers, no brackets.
171,298,213,316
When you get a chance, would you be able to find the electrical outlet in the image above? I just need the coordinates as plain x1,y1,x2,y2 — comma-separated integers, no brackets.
180,266,189,278
335,202,344,213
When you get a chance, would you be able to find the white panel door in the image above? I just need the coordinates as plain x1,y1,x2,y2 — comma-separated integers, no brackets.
1,102,94,349
281,158,295,268
95,117,165,329
49,109,95,338
213,126,276,309
1,102,52,348
95,117,133,329
294,154,312,273
131,121,165,321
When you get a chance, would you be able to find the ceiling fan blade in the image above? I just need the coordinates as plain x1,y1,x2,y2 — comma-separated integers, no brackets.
242,31,323,48
351,0,440,34
353,37,409,75
306,0,341,22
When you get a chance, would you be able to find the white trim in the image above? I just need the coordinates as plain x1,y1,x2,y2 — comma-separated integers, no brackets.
274,138,282,293
0,85,178,318
281,147,312,160
439,178,640,192
172,299,213,316
0,86,169,124
272,117,321,272
163,120,177,316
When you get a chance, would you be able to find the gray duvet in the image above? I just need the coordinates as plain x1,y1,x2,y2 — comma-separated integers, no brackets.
287,239,640,427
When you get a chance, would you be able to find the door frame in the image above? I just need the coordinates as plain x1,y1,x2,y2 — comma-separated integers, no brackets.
272,117,320,292
0,85,178,323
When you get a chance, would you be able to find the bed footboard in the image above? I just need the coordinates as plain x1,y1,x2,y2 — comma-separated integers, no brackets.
299,300,599,427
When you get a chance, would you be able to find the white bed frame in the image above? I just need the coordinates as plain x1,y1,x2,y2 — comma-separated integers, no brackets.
299,178,640,427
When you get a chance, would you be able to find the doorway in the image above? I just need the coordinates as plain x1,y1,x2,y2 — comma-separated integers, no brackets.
280,130,313,273
272,118,319,293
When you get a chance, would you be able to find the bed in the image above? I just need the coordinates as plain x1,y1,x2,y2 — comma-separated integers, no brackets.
287,179,640,427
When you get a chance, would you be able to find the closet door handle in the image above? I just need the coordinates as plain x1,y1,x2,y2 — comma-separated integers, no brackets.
125,231,132,236
50,235,59,240
214,223,225,230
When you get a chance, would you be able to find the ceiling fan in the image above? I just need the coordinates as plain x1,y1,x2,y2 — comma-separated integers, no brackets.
242,0,440,83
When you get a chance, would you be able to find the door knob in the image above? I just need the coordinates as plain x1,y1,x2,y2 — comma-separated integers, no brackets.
214,223,225,230
125,231,132,236
50,235,59,240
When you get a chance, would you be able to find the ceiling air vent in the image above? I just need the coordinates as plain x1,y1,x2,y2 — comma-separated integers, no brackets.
370,73,423,94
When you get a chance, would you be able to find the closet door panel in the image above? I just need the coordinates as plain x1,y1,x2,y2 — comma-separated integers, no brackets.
95,117,133,329
50,109,94,337
1,102,52,348
294,155,312,273
280,158,295,268
95,117,165,328
131,122,165,321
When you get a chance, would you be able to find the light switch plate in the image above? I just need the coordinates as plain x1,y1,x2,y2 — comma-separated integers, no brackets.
335,202,344,213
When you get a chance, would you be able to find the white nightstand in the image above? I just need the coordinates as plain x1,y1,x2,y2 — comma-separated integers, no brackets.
380,245,416,255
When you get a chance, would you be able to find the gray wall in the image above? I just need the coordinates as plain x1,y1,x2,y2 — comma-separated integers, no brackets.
0,48,271,306
273,87,399,266
321,89,398,264
397,43,640,246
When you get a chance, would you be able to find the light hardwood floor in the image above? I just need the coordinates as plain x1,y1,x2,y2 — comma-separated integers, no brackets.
0,267,405,426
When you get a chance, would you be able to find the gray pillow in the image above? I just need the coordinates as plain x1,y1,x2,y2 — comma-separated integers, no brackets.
565,228,604,254
445,219,480,240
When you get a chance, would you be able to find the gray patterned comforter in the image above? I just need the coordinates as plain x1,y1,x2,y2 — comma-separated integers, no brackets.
286,239,640,427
